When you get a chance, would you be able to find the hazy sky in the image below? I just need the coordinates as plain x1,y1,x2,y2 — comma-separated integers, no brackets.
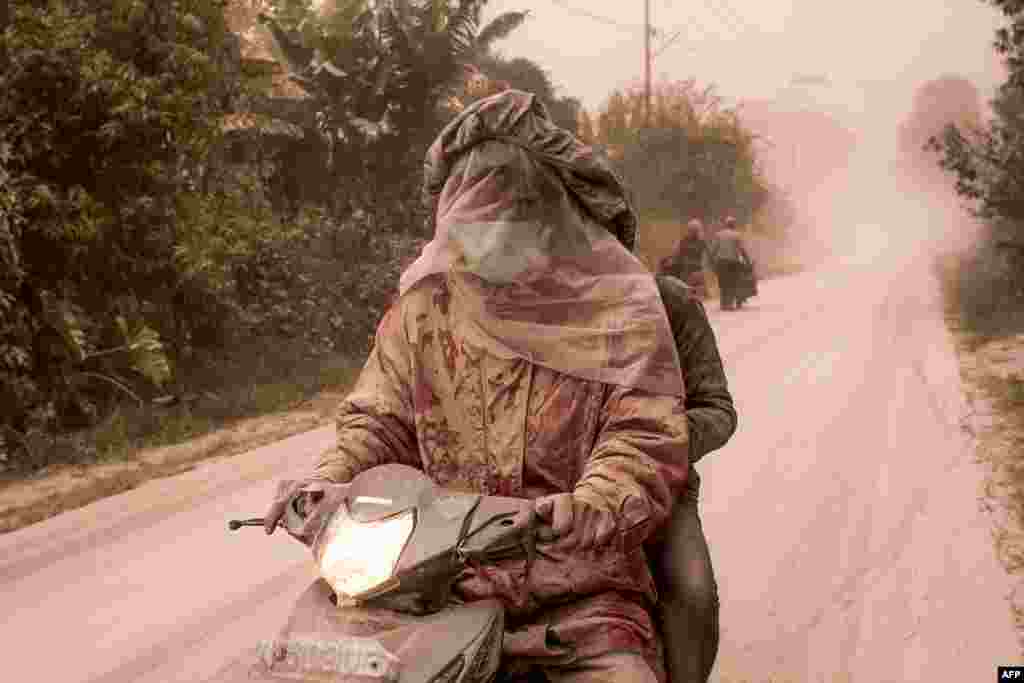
481,0,1007,131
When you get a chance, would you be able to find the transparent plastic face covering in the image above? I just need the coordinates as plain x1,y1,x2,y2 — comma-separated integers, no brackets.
399,122,684,397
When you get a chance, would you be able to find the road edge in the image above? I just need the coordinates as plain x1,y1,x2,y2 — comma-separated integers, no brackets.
945,320,1024,652
0,398,340,534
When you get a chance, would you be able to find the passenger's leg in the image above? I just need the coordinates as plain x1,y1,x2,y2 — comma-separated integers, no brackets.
724,264,740,310
648,484,720,683
714,266,731,310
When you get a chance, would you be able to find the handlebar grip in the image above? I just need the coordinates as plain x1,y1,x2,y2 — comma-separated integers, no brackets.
228,518,266,531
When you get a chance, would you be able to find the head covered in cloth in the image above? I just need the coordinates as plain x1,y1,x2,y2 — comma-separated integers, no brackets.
398,90,684,397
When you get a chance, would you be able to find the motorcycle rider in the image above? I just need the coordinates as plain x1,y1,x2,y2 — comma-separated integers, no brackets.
660,219,707,285
708,216,754,311
659,218,709,300
266,90,735,683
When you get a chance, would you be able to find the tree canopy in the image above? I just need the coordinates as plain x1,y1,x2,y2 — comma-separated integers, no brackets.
0,0,248,456
901,75,983,187
586,80,770,226
934,3,1024,222
0,0,553,470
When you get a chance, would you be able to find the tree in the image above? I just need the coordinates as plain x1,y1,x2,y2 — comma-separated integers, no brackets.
577,108,596,144
589,80,769,225
467,8,530,62
0,0,251,466
470,55,581,132
257,0,502,231
453,9,582,133
930,1,1024,327
901,75,983,187
933,3,1024,222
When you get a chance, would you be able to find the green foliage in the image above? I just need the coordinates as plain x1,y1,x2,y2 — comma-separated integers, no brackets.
590,80,770,226
929,2,1024,330
472,10,529,55
900,75,982,189
0,0,585,475
0,0,250,470
473,55,582,132
257,1,509,231
928,7,1023,217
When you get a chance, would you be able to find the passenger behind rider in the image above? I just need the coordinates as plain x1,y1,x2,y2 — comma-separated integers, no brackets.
266,89,736,683
648,273,735,683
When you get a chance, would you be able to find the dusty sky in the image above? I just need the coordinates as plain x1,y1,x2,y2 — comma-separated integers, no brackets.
481,0,1007,133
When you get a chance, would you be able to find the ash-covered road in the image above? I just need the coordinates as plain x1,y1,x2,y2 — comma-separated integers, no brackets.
0,252,1016,682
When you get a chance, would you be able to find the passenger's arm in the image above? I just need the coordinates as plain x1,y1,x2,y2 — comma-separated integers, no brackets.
657,276,737,463
738,238,755,267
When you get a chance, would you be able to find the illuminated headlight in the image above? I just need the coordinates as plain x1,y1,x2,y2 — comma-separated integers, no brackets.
316,503,414,602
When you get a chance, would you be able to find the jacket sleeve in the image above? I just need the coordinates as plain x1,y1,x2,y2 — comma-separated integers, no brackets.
738,238,754,266
574,387,691,547
312,304,420,483
657,275,737,463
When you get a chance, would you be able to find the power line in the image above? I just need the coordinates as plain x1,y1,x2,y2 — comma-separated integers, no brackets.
543,0,648,35
652,26,702,59
649,3,721,61
645,0,651,124
699,0,742,41
654,29,685,57
715,0,757,35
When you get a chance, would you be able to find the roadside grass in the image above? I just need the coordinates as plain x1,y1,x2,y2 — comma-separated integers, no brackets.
0,344,363,534
87,345,363,465
935,249,1024,643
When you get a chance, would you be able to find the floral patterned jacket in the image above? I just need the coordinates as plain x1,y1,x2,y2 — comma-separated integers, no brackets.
311,273,692,674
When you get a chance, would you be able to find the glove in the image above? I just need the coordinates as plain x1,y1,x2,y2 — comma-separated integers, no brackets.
534,493,618,553
264,478,324,536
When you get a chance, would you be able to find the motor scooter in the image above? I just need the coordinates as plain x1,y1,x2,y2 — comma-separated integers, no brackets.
223,463,552,683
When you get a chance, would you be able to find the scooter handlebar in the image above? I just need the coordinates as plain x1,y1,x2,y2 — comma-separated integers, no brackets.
228,518,267,531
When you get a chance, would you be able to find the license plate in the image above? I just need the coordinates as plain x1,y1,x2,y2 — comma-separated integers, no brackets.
256,636,401,681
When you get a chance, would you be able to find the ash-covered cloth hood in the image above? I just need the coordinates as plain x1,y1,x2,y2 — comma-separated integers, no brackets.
398,90,683,397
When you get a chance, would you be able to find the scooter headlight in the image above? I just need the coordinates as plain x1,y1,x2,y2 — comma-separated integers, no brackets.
316,500,414,602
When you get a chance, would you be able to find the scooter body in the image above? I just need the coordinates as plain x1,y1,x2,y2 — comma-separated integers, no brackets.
223,464,544,683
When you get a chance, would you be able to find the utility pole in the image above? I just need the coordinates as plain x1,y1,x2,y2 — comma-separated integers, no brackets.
644,0,652,126
0,0,8,71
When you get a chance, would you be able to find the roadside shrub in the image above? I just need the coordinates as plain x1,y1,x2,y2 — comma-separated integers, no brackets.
0,0,242,470
952,237,1024,334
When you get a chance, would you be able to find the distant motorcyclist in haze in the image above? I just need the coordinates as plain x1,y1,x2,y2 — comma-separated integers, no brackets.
660,219,708,289
265,89,736,683
659,218,710,301
708,216,755,311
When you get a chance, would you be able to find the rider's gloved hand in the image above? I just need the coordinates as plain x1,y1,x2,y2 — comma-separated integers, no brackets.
535,493,619,552
264,478,323,535
535,492,654,554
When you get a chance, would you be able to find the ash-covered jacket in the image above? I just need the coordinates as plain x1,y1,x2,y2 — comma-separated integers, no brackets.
655,275,736,470
312,273,691,671
660,235,707,279
708,227,752,266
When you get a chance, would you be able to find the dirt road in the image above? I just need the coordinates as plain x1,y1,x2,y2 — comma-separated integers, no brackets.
0,253,1017,682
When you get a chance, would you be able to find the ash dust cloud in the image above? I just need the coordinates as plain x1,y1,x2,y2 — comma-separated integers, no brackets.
774,110,986,283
